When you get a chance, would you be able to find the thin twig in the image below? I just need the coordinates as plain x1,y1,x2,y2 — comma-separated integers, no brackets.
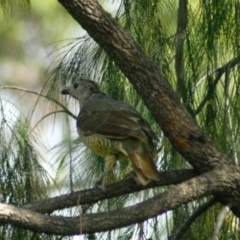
211,203,231,240
0,85,76,120
169,197,218,240
193,55,240,94
195,56,240,115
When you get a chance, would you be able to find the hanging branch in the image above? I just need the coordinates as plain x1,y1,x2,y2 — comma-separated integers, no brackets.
169,197,218,240
175,0,188,97
195,55,240,115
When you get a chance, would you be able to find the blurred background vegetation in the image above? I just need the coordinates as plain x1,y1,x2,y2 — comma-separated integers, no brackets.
1,0,240,239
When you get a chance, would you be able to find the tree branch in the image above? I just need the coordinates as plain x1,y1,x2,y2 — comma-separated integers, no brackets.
23,169,197,214
211,204,231,240
169,197,218,240
194,55,240,90
195,55,240,115
1,168,239,236
0,85,76,120
175,0,188,97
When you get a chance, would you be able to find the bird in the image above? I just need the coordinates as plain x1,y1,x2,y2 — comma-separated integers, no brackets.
61,78,160,187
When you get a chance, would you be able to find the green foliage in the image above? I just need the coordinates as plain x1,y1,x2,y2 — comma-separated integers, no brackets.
0,112,48,204
0,99,50,239
0,0,30,16
1,0,240,239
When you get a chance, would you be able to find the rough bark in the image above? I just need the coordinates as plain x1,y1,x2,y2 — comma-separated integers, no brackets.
23,169,197,214
0,167,239,236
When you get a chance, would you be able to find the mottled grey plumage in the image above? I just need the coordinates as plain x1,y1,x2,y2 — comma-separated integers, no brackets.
61,79,159,186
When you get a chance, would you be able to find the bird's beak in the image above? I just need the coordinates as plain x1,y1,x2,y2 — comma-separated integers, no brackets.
61,86,71,95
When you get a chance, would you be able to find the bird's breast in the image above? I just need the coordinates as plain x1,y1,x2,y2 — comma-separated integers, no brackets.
81,134,116,157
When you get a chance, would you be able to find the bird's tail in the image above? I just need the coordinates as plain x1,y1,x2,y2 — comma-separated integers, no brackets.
128,148,160,186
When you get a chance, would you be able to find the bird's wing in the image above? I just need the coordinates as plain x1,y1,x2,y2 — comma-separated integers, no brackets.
77,94,157,141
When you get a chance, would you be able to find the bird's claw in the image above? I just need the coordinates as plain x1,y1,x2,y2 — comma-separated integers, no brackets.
94,179,106,191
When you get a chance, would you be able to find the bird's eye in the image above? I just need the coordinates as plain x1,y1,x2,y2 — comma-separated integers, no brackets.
73,83,79,89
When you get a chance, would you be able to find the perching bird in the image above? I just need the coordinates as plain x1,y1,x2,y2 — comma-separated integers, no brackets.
61,79,159,186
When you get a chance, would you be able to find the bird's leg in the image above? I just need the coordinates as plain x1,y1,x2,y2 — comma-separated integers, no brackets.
95,155,117,190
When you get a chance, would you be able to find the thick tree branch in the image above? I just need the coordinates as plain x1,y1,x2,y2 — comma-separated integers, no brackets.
23,169,197,214
58,0,232,172
1,168,239,236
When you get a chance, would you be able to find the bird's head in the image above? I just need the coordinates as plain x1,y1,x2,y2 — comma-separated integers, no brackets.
61,79,101,106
